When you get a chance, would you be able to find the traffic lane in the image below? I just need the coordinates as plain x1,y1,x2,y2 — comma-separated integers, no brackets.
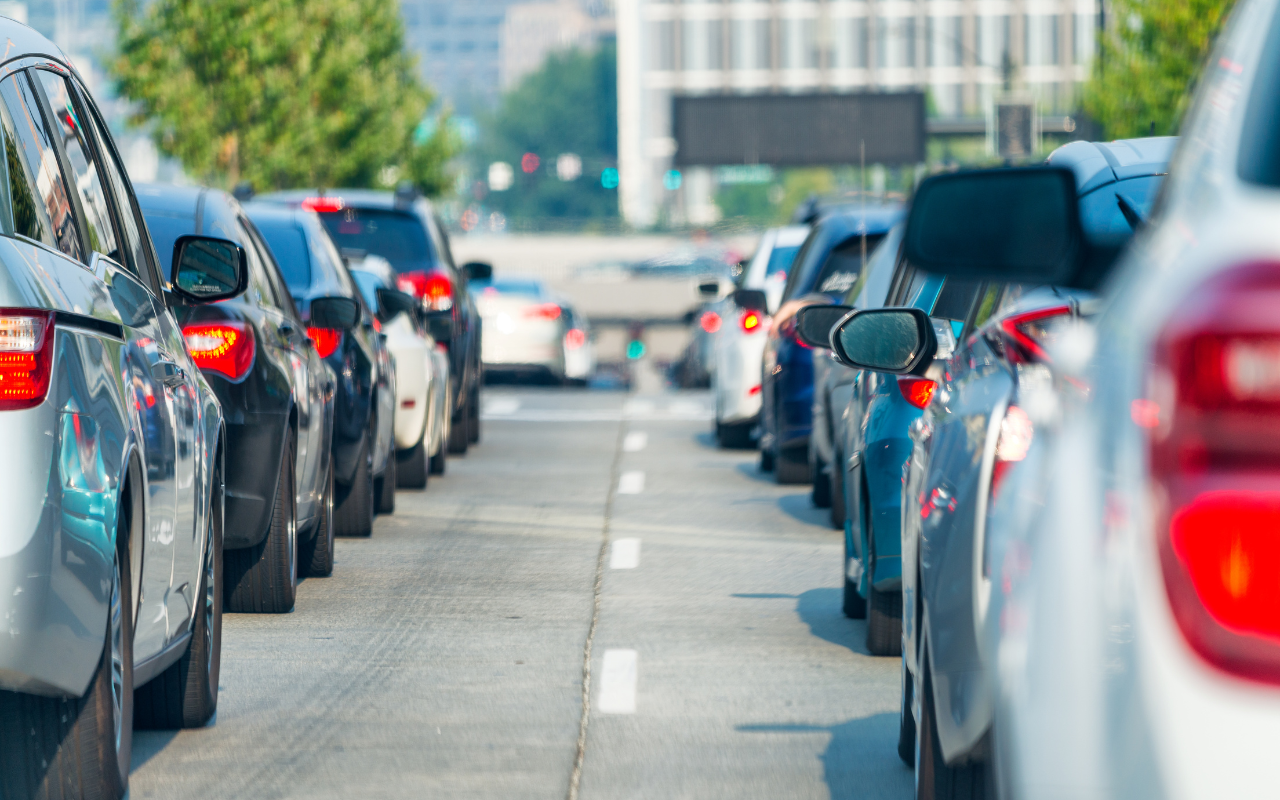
580,416,912,800
129,407,619,799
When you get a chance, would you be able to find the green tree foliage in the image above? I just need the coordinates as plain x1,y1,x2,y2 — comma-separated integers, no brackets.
1082,0,1236,138
111,0,455,194
473,43,618,221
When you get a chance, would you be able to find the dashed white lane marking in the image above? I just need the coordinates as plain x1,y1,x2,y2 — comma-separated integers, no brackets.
667,399,706,417
610,538,641,569
623,399,655,417
617,471,645,494
483,397,521,415
623,431,648,452
597,649,638,714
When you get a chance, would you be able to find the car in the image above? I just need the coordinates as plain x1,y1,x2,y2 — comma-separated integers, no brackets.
258,187,483,455
560,303,596,385
712,225,808,447
759,206,902,482
138,184,344,609
473,275,571,383
348,256,451,484
0,31,246,799
246,203,397,536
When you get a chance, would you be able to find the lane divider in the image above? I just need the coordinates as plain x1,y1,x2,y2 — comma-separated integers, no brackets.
617,471,645,495
597,649,638,714
623,431,648,452
610,538,641,569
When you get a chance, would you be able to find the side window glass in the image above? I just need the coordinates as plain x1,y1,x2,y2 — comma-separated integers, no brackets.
244,218,300,319
33,71,118,263
235,218,276,308
0,73,82,260
966,284,1004,338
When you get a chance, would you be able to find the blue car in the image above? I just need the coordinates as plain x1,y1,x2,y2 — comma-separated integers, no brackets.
759,205,902,483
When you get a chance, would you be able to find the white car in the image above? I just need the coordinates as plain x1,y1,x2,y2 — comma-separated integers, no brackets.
712,225,808,446
560,303,596,385
349,261,450,485
475,276,569,383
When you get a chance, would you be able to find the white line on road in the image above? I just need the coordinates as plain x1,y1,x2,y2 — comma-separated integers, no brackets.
610,538,641,569
617,471,645,494
667,399,710,417
482,397,521,415
623,431,648,452
623,399,654,417
597,649,638,714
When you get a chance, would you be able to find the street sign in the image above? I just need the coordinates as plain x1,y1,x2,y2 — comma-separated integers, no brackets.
993,100,1037,160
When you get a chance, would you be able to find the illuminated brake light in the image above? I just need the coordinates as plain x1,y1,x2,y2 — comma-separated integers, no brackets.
1000,305,1071,363
301,196,344,213
700,310,721,333
896,376,936,409
397,270,453,311
741,310,762,333
0,310,53,410
990,404,1033,500
524,303,562,321
307,327,343,358
565,328,586,350
183,322,255,381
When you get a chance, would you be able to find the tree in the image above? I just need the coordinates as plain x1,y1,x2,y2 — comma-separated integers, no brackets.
1082,0,1236,138
472,43,618,223
111,0,455,194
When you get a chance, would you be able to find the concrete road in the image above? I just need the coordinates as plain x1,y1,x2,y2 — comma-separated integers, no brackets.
128,388,912,800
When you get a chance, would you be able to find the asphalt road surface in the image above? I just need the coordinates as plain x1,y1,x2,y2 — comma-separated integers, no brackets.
128,388,912,800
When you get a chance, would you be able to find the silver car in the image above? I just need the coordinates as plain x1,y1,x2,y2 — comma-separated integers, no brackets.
0,25,247,800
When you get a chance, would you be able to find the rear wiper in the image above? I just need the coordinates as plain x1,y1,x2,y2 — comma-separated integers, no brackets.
1116,192,1146,230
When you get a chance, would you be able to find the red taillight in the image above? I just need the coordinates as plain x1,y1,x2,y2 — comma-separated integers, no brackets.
700,310,721,333
0,310,53,410
397,270,453,311
301,196,344,213
1000,305,1071,363
897,376,937,409
990,404,1033,501
183,322,255,381
524,303,562,321
741,310,762,333
1150,263,1280,682
748,384,761,395
307,327,343,358
565,328,586,350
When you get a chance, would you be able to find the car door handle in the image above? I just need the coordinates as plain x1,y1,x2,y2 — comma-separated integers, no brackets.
152,360,186,388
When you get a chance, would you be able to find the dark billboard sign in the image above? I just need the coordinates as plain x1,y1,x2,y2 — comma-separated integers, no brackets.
672,92,926,167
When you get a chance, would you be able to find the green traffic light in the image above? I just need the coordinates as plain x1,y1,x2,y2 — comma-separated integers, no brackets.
626,340,646,360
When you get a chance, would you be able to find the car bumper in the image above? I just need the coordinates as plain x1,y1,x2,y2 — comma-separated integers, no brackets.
223,413,288,549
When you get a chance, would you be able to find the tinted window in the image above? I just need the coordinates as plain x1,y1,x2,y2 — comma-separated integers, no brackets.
317,208,435,273
472,277,545,297
235,218,277,308
81,95,155,287
815,233,886,296
1077,175,1165,248
143,212,195,276
350,269,382,309
766,244,800,278
931,278,981,321
255,221,312,290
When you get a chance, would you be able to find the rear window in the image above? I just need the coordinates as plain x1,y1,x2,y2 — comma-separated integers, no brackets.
473,277,545,298
141,212,195,276
317,208,435,273
814,233,886,296
765,244,801,279
349,270,383,310
254,223,312,291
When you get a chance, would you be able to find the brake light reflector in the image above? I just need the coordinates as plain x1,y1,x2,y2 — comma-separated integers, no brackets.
564,328,586,350
700,310,721,333
897,377,937,409
524,303,562,321
741,310,762,333
0,310,53,410
1000,305,1071,363
307,327,343,358
183,322,255,381
397,270,453,311
301,196,344,213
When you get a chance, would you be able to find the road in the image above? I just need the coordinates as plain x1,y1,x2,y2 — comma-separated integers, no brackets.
128,387,911,800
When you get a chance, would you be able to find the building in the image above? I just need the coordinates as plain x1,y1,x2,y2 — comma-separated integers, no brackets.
616,0,1098,227
501,1,614,89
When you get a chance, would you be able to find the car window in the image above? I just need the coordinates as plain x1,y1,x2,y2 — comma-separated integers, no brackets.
815,233,886,296
1077,175,1165,249
309,221,364,306
472,277,544,298
244,217,301,320
235,218,278,309
255,220,312,292
765,243,801,280
780,225,822,302
33,70,118,264
0,73,82,261
931,278,981,321
143,211,195,276
316,207,436,273
965,283,1004,338
350,269,382,309
845,226,902,309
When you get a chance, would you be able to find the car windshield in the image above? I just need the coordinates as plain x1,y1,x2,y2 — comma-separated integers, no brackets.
142,212,195,276
473,277,546,299
316,208,435,273
253,222,313,291
765,244,801,280
1078,175,1165,248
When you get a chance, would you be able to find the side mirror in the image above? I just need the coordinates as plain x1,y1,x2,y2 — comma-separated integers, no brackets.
831,307,937,376
463,261,493,282
309,296,361,330
697,277,721,297
425,310,453,343
795,304,854,349
170,236,248,303
375,288,419,323
904,166,1085,288
732,288,767,313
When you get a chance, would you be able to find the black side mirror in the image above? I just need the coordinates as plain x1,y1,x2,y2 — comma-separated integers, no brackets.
425,310,453,343
831,307,937,376
170,235,248,303
463,261,493,282
375,288,419,323
795,304,854,349
904,166,1085,287
309,296,361,330
697,277,721,297
732,288,767,313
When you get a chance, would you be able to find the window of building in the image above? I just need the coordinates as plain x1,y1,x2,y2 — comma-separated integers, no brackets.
927,16,963,67
651,20,676,70
1025,14,1060,66
832,16,869,68
976,14,1010,70
1074,13,1097,63
781,18,819,69
877,17,916,69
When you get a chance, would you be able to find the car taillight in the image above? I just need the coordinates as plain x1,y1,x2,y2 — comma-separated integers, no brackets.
741,310,762,333
1149,262,1280,682
397,270,454,311
700,310,721,334
0,310,54,410
307,327,343,358
301,196,344,212
524,303,562,321
183,322,255,381
565,328,586,350
897,376,936,409
990,404,1033,501
999,305,1071,363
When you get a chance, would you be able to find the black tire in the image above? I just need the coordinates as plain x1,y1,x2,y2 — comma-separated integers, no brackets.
375,455,396,514
811,450,832,507
899,655,917,767
448,391,469,455
842,518,867,619
335,436,375,537
717,420,753,449
468,382,480,444
831,447,847,530
775,445,811,484
136,461,223,729
300,460,335,577
397,436,428,489
760,447,775,472
225,430,297,613
867,582,903,656
917,655,988,800
0,518,134,800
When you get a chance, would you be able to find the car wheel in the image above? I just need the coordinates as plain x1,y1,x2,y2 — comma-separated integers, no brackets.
830,447,847,530
468,381,481,444
717,420,753,449
775,445,811,484
811,449,832,507
448,391,469,455
898,654,917,767
760,447,775,472
430,436,447,475
0,520,134,800
225,429,297,613
300,460,335,577
136,460,223,728
397,436,429,489
374,455,396,514
334,436,375,537
863,497,902,655
916,651,987,800
842,519,866,619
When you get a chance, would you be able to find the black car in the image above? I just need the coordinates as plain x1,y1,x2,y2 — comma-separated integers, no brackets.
258,186,482,454
138,185,342,612
246,202,398,537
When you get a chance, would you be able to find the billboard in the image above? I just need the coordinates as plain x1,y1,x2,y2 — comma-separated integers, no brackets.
672,92,926,167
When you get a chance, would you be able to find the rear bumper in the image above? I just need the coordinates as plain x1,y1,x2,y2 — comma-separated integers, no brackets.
223,413,288,549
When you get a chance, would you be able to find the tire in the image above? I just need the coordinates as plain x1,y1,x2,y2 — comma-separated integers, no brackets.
811,451,832,507
300,460,335,577
775,445,811,484
898,654,917,767
448,391,469,455
0,522,134,800
468,381,481,444
335,436,375,537
375,455,396,514
430,437,447,475
397,436,429,489
842,523,867,619
717,420,753,449
225,430,297,613
136,461,223,729
867,582,903,656
917,655,988,800
831,447,847,530
760,447,775,472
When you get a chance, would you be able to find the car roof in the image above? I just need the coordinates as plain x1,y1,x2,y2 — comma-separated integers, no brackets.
0,19,73,73
815,204,905,237
242,201,304,227
257,188,433,214
773,225,811,247
1047,137,1176,194
134,183,204,217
